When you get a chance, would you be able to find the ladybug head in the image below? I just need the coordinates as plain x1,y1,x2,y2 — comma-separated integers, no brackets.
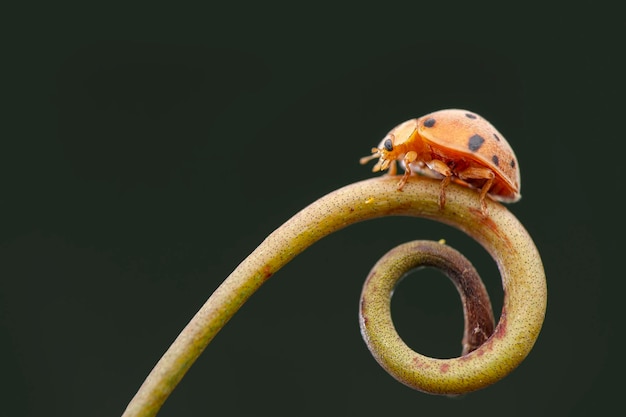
360,119,420,172
359,135,395,172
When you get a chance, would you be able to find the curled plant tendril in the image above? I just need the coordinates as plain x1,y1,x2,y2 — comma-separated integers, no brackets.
360,240,496,394
361,240,496,358
123,176,547,417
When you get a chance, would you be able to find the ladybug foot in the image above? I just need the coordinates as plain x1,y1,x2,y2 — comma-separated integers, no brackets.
437,176,452,210
479,199,489,217
395,176,407,191
477,179,493,217
395,166,412,191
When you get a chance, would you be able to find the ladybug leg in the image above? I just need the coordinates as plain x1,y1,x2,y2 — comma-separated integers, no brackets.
456,167,496,214
424,159,453,209
438,176,452,209
396,151,418,190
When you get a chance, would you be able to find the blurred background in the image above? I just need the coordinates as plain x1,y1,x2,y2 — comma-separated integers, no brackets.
2,2,622,416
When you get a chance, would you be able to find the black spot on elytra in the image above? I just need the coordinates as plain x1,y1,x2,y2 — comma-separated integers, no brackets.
423,118,436,128
492,155,499,166
493,133,501,141
468,134,485,152
465,113,477,119
384,138,393,151
510,159,516,168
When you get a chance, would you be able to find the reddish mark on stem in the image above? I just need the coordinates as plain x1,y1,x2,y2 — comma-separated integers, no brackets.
493,311,507,339
469,206,513,249
413,356,431,369
262,265,273,280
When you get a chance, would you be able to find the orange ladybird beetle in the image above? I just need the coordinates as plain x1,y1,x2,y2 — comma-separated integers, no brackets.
360,109,521,213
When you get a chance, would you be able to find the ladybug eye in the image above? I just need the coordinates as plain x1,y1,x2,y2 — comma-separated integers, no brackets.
384,138,393,151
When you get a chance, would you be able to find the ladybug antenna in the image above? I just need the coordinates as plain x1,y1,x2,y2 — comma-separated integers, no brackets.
359,148,381,166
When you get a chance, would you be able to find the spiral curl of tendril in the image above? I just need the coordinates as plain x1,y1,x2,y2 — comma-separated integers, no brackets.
123,175,547,416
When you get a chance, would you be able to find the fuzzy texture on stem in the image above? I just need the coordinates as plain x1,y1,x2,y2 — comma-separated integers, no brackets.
122,175,547,417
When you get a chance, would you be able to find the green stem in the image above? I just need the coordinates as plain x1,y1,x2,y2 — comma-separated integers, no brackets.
122,175,547,416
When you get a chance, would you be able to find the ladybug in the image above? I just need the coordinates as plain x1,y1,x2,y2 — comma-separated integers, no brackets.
360,109,521,212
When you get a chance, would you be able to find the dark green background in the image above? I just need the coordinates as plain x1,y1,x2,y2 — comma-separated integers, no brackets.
2,3,621,416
